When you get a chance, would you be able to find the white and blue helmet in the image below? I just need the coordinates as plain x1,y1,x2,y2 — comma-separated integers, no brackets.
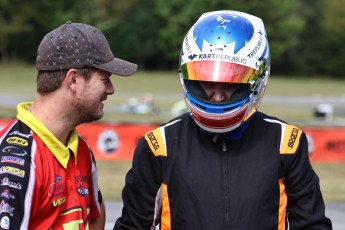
179,10,271,133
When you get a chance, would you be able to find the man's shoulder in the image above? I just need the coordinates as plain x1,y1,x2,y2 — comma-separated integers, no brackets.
250,111,303,136
148,112,191,132
252,111,291,126
0,119,32,140
255,111,301,127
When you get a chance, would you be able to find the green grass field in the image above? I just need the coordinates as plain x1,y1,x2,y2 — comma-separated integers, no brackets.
1,62,345,202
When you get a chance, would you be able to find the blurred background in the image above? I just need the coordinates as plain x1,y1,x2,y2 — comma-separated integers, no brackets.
0,0,345,77
1,0,345,123
0,0,345,206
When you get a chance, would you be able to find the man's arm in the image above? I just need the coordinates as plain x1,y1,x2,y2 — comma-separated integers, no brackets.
285,133,332,229
114,137,163,229
90,201,106,230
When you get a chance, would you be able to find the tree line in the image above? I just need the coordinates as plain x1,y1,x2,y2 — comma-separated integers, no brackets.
0,0,344,77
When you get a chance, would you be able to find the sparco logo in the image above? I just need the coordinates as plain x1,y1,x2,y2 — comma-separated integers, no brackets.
288,128,299,149
147,132,159,150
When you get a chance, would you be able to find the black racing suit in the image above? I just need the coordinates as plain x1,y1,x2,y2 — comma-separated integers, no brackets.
115,112,332,229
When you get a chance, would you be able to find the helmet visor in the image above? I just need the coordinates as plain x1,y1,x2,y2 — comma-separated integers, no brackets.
180,60,256,84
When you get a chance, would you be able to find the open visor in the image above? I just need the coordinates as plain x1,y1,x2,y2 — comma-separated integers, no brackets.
180,59,256,84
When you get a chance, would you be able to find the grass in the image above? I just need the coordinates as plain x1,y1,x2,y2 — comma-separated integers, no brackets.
313,163,345,202
1,62,345,202
96,161,132,200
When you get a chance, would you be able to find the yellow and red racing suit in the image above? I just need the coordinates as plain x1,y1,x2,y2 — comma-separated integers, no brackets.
0,103,102,229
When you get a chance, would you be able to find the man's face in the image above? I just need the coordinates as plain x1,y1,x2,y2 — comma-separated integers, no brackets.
73,69,114,123
199,81,239,102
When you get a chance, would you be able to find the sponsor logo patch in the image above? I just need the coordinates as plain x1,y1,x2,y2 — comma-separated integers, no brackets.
75,175,87,183
77,185,89,197
2,146,27,156
0,200,14,217
0,166,25,178
9,130,32,139
0,177,22,190
1,156,25,166
146,132,159,151
288,128,299,149
52,196,66,207
0,216,10,229
1,190,15,200
6,137,28,147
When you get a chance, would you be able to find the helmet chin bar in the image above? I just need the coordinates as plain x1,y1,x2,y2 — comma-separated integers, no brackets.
193,113,243,133
185,96,250,133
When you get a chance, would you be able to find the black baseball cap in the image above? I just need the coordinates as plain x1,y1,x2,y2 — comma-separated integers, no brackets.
36,22,137,76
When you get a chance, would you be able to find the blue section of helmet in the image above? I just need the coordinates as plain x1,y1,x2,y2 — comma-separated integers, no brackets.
259,41,269,60
186,92,250,114
193,12,254,54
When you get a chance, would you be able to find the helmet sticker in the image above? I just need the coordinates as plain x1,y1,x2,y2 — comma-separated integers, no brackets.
181,11,269,70
194,13,254,54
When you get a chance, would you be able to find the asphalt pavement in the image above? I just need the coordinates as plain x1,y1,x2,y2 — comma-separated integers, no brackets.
105,201,345,230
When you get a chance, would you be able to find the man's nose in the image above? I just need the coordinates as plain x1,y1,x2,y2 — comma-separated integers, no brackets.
212,90,226,102
107,82,115,95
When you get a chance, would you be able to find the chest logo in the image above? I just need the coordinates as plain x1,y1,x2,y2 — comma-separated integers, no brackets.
6,137,28,147
52,196,66,207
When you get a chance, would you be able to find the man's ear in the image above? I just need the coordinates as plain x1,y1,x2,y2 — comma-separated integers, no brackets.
65,69,78,92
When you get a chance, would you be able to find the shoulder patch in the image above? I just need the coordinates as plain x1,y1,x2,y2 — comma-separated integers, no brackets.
280,124,302,154
145,127,167,157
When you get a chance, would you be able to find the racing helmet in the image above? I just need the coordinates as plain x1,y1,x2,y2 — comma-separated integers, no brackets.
179,10,271,133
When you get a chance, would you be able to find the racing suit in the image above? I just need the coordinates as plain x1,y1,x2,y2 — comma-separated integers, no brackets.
0,103,102,229
115,112,332,229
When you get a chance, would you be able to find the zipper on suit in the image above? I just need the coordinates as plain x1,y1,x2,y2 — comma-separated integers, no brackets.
222,138,230,229
212,134,227,153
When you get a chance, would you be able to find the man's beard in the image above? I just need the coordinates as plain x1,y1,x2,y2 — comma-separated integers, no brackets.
73,98,103,125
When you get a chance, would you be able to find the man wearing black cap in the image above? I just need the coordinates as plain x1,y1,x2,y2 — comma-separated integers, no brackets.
0,22,137,229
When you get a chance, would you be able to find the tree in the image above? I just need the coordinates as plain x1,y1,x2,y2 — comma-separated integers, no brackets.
0,0,343,77
104,0,166,69
152,0,304,74
320,0,345,77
